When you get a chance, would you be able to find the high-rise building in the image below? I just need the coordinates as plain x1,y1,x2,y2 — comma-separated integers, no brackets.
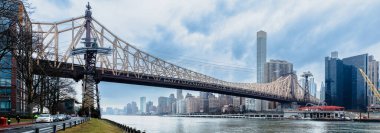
320,82,325,102
0,1,30,115
264,59,293,110
199,92,210,113
168,94,176,114
208,94,220,113
257,30,267,83
219,94,233,108
325,52,371,111
146,101,154,114
176,99,186,114
140,97,146,113
185,95,200,113
126,103,132,114
264,60,293,82
131,101,138,114
342,54,369,111
256,30,267,111
177,89,184,100
232,96,245,112
245,98,255,111
158,97,169,114
368,56,379,105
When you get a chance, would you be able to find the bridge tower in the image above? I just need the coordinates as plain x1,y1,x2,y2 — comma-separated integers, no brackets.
301,71,313,103
71,3,111,118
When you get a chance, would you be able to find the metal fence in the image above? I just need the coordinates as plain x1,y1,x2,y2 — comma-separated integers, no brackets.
102,118,145,133
22,117,90,133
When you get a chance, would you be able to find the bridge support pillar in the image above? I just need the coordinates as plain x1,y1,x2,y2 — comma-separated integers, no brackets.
73,3,109,118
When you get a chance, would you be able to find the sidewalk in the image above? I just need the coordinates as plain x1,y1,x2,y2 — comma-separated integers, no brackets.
0,121,34,131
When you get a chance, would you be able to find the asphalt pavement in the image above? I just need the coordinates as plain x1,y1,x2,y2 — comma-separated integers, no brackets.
0,117,86,133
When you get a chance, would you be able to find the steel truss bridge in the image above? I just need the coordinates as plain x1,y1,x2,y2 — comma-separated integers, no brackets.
30,6,319,113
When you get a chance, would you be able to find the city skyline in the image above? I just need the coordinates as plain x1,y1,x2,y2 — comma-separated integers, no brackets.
28,0,380,109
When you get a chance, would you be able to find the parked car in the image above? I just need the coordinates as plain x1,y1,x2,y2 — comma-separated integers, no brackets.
57,114,66,121
36,114,53,123
65,115,71,120
52,115,59,122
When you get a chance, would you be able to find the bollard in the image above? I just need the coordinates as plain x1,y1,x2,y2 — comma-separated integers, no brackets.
35,128,39,133
63,123,66,130
74,121,76,126
53,125,57,133
70,122,72,127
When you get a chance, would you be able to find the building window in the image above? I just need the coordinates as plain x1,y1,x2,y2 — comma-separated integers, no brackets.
0,100,10,112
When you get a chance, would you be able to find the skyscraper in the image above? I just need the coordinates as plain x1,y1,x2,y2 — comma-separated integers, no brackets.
146,101,154,114
264,59,293,110
131,101,138,114
176,99,186,114
177,89,184,100
208,94,220,113
256,30,267,111
368,56,379,105
264,60,293,82
168,94,176,114
257,30,267,83
140,97,146,113
199,92,210,113
158,97,169,114
185,95,200,113
126,103,132,115
342,54,369,111
325,52,371,111
320,82,325,102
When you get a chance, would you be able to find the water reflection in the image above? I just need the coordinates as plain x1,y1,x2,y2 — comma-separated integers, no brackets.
103,115,380,133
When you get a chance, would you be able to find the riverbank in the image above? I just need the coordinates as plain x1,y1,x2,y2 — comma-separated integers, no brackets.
58,118,123,133
103,115,380,132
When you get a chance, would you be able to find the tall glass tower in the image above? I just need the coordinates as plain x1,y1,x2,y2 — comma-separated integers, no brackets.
140,97,146,113
255,30,267,111
257,30,267,83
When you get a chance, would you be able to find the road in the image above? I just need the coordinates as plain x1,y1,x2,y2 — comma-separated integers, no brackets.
0,117,87,133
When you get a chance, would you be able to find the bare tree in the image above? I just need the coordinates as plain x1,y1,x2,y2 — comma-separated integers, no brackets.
32,75,77,114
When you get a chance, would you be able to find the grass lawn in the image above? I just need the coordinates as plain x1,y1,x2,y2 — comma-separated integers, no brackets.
58,118,123,133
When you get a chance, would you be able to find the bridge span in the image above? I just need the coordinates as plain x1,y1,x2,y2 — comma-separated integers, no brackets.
33,59,316,104
30,5,319,115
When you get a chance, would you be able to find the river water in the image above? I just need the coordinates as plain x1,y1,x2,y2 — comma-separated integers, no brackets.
103,115,380,133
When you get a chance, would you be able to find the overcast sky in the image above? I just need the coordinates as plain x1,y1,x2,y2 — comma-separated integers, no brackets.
29,0,380,109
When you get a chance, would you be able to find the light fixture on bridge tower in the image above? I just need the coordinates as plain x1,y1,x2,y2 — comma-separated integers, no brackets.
301,71,313,103
71,2,112,118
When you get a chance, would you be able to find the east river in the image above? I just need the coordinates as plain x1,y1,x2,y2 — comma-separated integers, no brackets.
103,115,380,133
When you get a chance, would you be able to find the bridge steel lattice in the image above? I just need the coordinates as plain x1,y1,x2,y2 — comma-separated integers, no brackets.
31,12,319,110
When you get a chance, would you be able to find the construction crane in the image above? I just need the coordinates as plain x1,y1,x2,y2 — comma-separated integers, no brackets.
358,68,380,101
